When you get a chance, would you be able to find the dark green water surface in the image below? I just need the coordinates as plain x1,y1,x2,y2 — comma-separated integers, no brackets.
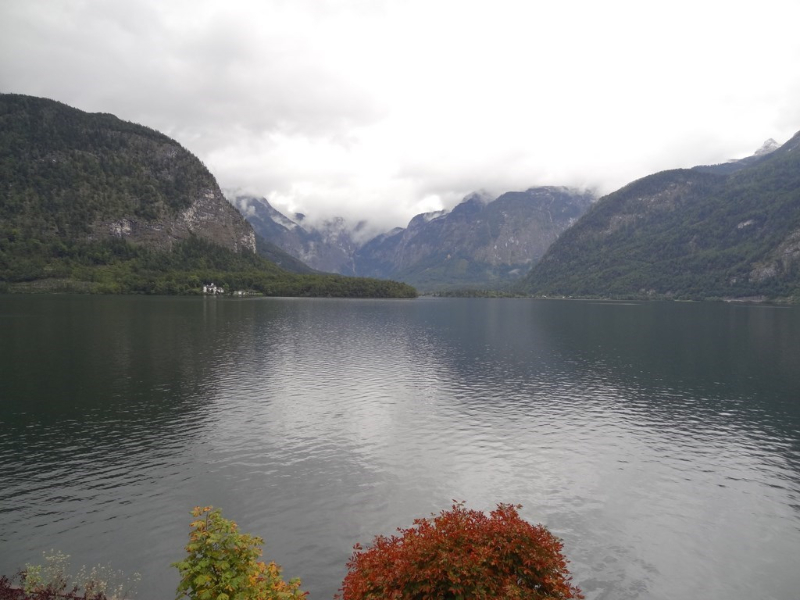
1,295,798,599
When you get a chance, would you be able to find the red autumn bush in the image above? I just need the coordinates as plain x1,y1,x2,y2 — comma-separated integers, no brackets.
338,502,583,600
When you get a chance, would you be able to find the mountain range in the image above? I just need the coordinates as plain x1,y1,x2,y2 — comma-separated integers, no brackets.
234,196,364,275
0,94,416,297
239,187,594,291
242,133,799,302
3,93,798,302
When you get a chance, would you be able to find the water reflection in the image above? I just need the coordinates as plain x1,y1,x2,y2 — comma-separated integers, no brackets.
1,296,798,600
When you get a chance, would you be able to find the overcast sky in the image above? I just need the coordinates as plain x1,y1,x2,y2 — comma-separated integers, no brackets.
2,0,800,233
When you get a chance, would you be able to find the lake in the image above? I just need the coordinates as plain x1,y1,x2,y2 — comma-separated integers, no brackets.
1,295,799,599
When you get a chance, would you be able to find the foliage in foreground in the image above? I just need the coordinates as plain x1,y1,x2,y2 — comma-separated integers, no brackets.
173,506,306,600
0,551,139,600
338,502,583,600
4,503,582,600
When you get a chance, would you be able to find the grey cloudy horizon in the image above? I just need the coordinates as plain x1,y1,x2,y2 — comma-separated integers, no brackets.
2,0,800,234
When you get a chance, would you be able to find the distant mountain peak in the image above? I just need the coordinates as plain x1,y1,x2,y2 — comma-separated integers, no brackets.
754,138,779,156
696,135,787,175
461,190,495,205
419,209,449,223
523,127,800,302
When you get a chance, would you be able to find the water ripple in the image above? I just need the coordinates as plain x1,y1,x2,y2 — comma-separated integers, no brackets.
1,296,799,600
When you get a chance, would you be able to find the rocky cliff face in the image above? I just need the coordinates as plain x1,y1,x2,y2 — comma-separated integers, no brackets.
0,93,255,254
237,187,594,291
354,187,595,290
234,196,359,273
97,186,255,253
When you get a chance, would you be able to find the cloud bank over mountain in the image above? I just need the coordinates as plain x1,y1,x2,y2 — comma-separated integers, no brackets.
2,0,800,231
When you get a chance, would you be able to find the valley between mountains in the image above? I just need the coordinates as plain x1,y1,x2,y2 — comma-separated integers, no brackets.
234,133,800,301
2,93,799,302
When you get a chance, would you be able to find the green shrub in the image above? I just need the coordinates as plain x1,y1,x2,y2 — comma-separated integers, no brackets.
173,506,305,600
18,550,139,600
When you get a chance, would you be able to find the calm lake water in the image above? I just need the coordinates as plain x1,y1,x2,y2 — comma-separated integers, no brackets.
1,295,799,600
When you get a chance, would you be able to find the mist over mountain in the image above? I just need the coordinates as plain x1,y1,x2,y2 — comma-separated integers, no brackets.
692,137,782,175
0,94,416,298
354,188,595,291
234,196,364,275
521,132,800,302
236,187,595,291
12,90,795,302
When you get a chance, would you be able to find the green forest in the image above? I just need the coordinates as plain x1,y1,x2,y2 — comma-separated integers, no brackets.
0,94,209,235
0,94,416,298
521,131,800,302
0,234,417,297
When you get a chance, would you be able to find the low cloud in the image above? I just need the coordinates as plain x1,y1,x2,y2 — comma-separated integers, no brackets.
2,0,800,233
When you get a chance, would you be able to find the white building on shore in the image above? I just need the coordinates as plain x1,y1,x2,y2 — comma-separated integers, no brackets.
202,283,224,295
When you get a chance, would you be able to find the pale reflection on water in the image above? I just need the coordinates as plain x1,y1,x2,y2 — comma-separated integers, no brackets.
1,296,799,600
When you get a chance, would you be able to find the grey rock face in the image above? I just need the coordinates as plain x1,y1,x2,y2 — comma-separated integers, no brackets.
0,93,257,256
99,187,256,253
238,187,595,290
754,138,780,156
234,196,359,274
354,187,595,290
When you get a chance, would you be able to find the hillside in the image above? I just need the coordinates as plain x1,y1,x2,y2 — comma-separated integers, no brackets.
0,93,255,253
0,94,416,298
520,132,800,302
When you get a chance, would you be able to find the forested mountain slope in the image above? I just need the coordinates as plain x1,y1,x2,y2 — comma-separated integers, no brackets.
0,94,416,297
0,93,255,253
521,131,800,302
